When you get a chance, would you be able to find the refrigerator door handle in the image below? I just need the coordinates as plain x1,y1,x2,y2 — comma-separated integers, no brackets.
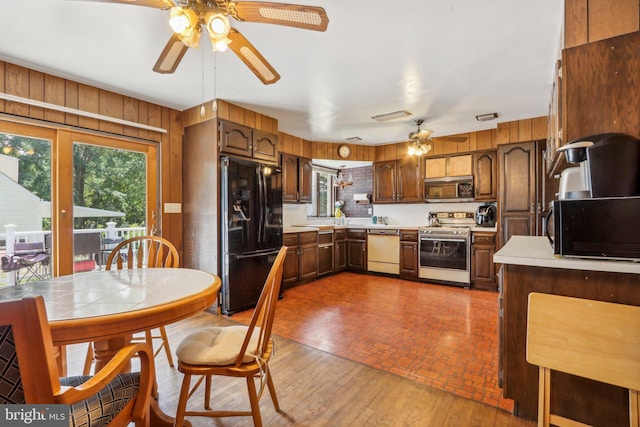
232,248,281,260
257,167,264,243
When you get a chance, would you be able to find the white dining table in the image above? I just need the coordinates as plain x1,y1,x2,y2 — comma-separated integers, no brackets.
0,267,221,427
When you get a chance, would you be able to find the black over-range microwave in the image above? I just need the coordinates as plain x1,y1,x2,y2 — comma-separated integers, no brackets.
424,176,474,202
550,197,640,260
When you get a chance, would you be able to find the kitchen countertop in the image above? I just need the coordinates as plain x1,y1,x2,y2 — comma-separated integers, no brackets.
494,235,640,274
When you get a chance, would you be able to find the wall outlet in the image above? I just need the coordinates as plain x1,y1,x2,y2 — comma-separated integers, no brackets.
367,207,373,215
164,203,182,214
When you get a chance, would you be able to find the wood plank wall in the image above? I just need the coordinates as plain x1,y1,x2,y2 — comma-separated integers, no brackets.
0,61,184,255
565,0,640,48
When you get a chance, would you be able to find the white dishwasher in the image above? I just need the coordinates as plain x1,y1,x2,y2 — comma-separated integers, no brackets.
367,229,400,274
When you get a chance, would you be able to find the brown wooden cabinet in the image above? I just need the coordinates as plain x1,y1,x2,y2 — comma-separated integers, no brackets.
470,231,496,290
283,231,318,286
498,141,556,248
218,119,278,163
281,153,312,203
448,154,473,176
473,150,497,201
399,230,418,278
373,158,422,203
334,229,347,272
499,262,639,425
346,229,367,271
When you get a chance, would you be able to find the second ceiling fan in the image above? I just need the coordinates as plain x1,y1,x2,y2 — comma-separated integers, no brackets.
90,0,329,85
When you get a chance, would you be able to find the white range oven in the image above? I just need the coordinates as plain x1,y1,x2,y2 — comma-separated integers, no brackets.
418,212,473,287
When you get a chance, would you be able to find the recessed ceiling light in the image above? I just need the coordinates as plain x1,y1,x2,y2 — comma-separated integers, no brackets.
371,110,412,122
475,112,499,122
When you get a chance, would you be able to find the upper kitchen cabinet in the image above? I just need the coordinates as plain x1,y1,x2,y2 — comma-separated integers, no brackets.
282,153,312,203
425,154,472,178
219,119,278,163
473,150,497,201
373,157,422,203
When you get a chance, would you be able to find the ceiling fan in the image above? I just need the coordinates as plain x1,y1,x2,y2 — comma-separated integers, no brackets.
85,0,329,85
407,119,468,155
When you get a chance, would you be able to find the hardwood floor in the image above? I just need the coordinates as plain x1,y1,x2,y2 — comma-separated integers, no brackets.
65,272,534,426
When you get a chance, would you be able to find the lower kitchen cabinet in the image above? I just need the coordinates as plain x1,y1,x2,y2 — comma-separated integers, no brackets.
283,231,318,287
399,230,418,278
334,229,347,272
471,231,497,290
347,229,367,271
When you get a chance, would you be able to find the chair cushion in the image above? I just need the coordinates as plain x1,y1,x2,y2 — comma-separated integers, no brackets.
61,373,140,427
176,325,261,366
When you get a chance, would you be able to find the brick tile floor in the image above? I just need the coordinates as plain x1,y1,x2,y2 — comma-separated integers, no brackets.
231,271,514,412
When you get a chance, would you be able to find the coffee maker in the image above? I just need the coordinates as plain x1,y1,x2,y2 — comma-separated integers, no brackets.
475,204,496,227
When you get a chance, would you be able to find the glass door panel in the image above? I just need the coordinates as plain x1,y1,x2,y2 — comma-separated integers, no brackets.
0,124,54,286
71,134,157,272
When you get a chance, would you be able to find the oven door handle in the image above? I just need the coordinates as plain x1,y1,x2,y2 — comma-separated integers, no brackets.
420,238,468,243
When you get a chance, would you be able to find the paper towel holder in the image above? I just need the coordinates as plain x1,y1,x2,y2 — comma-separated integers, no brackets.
354,193,372,204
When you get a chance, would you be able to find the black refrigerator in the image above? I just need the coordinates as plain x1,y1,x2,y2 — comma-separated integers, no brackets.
220,156,283,315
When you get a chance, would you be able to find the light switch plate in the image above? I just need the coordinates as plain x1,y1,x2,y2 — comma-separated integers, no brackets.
368,207,373,215
164,203,182,214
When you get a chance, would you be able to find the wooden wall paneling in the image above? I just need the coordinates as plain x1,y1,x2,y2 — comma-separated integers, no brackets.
565,0,588,48
99,91,124,134
245,109,257,129
161,108,183,253
356,143,366,161
365,145,375,161
228,103,245,124
384,144,395,161
316,141,328,159
509,121,520,141
518,119,532,142
123,96,139,138
280,132,292,154
216,100,230,121
64,81,79,126
531,117,547,140
476,129,493,150
374,145,385,162
28,70,45,120
137,101,150,140
302,140,312,158
588,0,639,43
5,64,29,117
496,122,510,144
44,75,66,124
77,84,99,130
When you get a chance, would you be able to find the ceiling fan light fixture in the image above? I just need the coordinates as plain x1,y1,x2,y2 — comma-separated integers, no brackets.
408,141,431,156
206,13,231,38
169,7,198,34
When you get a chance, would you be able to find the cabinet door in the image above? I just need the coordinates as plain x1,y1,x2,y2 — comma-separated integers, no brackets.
473,150,497,201
219,119,253,157
252,130,278,163
373,161,397,203
425,157,447,178
299,244,318,281
448,154,473,176
281,153,299,202
347,240,366,270
334,240,346,271
399,242,418,277
298,157,313,203
471,245,496,289
499,142,536,247
397,157,423,202
283,245,299,286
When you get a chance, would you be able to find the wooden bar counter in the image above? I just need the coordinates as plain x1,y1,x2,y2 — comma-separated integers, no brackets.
494,236,640,425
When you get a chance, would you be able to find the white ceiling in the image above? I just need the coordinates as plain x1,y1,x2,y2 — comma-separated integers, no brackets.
0,1,564,145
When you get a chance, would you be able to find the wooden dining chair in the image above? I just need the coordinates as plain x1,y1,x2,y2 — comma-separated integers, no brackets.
173,246,287,427
0,296,154,427
83,235,179,375
526,292,640,427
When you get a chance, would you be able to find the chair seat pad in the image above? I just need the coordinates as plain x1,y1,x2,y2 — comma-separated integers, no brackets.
176,325,260,366
61,372,140,427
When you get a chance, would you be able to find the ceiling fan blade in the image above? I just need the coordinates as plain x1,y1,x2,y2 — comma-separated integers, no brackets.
229,2,329,31
227,28,280,85
153,33,189,74
69,0,174,9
